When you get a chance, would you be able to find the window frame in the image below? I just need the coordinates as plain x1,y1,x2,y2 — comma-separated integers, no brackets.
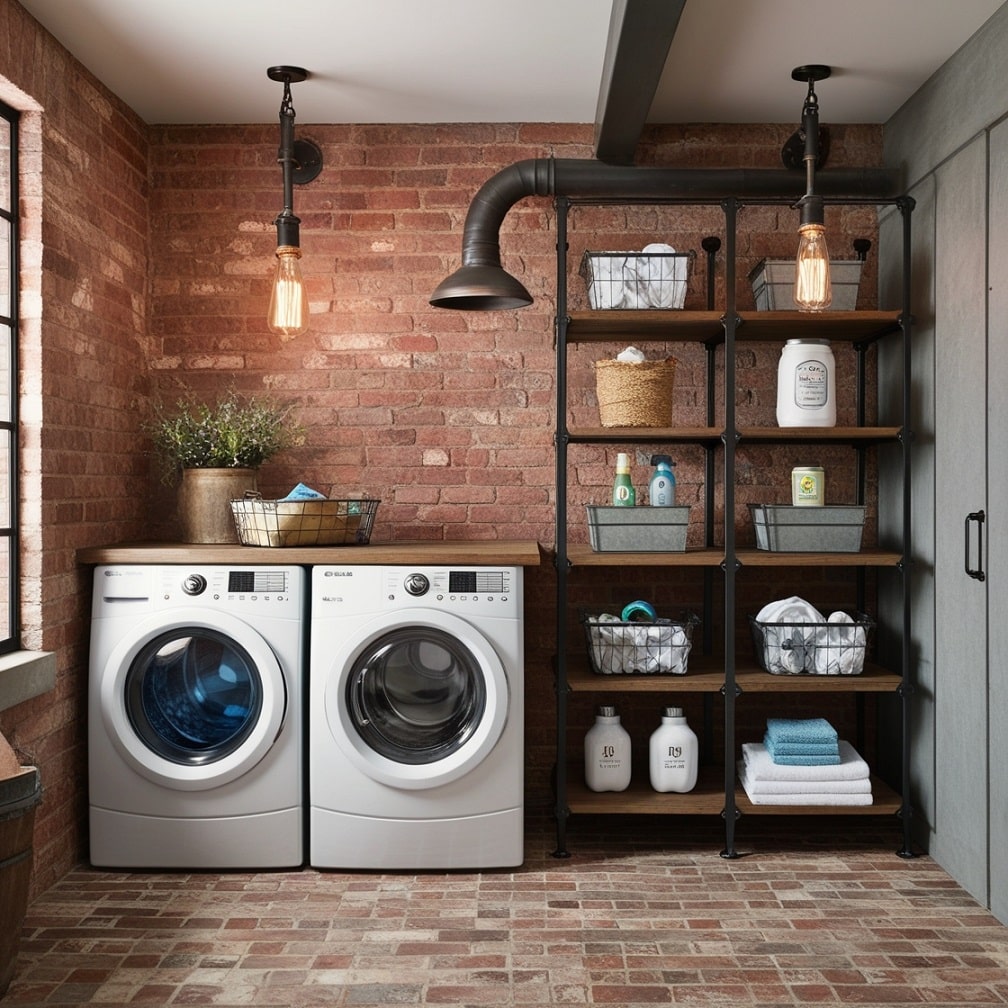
0,96,19,655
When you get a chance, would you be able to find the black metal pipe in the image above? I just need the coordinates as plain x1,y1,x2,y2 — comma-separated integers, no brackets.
430,156,902,310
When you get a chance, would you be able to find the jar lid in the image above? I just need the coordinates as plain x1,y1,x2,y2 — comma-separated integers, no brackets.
784,338,831,346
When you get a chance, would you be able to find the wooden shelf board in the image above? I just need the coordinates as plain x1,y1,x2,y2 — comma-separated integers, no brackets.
566,657,727,693
567,426,722,444
564,769,902,818
734,664,902,693
77,539,544,567
565,425,899,443
565,545,724,567
565,660,901,694
563,545,901,568
737,548,902,567
564,309,902,344
565,766,728,815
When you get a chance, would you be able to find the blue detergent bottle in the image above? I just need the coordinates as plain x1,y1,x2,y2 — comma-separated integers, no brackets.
648,455,676,506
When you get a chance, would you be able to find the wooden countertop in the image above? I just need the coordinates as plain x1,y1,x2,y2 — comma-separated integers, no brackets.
76,540,544,567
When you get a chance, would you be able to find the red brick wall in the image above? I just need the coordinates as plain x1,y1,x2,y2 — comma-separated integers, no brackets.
1,0,886,896
148,120,885,807
0,0,152,897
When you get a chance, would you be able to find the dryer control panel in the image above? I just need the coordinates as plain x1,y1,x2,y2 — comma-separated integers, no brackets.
313,565,520,619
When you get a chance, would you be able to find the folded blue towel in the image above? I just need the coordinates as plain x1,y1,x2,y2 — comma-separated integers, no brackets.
766,717,838,746
763,734,840,757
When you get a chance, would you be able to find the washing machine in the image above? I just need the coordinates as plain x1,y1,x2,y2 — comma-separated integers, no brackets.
309,564,524,869
88,564,305,869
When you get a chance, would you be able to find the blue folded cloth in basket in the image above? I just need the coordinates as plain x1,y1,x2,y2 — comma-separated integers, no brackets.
766,717,838,746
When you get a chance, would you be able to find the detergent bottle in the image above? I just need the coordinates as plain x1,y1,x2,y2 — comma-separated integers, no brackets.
648,706,698,793
584,706,632,792
612,453,636,507
648,455,676,506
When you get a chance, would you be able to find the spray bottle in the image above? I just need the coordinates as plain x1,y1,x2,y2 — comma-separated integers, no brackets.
648,455,676,506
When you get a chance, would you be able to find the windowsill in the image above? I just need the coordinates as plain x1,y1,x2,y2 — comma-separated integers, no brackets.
0,650,56,712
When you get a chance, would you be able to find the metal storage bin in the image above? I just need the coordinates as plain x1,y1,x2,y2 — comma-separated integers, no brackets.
748,258,862,311
749,504,865,552
582,610,698,675
586,505,689,552
749,613,874,675
580,250,693,309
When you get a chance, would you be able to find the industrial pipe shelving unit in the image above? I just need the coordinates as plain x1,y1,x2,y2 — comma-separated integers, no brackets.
551,191,915,860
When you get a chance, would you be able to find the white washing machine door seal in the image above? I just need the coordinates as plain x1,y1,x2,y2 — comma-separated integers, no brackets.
323,608,509,790
99,609,287,791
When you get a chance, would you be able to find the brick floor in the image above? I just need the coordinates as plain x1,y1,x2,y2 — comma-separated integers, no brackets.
5,813,1008,1006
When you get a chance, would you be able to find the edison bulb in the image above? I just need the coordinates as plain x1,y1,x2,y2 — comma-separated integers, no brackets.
794,222,832,312
268,245,309,337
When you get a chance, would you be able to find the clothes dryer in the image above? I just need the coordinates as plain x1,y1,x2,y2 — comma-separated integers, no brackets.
309,565,524,869
88,564,305,869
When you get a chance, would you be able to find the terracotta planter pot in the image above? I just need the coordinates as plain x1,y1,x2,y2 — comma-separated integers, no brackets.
177,467,258,543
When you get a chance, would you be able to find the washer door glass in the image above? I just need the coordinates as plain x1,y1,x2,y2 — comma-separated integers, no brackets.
125,629,263,765
348,627,486,765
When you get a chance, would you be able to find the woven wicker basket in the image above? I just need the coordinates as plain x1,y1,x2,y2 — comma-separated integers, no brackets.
595,357,677,427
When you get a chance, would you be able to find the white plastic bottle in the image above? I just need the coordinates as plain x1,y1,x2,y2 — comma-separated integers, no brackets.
648,706,698,793
584,705,632,792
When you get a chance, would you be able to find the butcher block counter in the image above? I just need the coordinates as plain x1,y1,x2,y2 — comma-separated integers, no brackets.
77,540,543,567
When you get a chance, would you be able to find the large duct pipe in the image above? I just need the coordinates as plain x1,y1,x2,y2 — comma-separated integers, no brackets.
429,156,901,310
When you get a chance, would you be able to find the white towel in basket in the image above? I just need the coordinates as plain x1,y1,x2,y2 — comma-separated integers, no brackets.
588,255,631,309
590,613,691,674
640,243,687,309
812,611,867,675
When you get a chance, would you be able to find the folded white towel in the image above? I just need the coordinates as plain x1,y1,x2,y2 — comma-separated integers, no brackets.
742,740,870,782
738,763,873,805
736,760,871,795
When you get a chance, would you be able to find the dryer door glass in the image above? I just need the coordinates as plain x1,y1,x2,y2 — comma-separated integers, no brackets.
348,627,486,764
124,628,264,765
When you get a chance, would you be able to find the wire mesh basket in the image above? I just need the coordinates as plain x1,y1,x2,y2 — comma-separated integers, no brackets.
580,250,694,309
230,494,379,547
581,609,698,675
749,613,874,675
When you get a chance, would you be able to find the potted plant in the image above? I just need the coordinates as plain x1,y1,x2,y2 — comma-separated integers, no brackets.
148,389,303,543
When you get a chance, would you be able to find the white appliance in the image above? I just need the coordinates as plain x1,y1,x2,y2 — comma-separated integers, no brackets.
309,564,524,869
88,564,305,869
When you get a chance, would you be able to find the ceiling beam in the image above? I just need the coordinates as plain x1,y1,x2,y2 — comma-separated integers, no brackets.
593,0,686,164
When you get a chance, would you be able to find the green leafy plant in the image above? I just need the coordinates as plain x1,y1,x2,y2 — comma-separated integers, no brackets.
148,389,303,481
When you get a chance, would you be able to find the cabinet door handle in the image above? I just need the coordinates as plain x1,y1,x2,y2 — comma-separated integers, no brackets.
965,510,986,582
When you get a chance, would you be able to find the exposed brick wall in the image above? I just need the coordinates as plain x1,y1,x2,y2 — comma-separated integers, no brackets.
148,119,886,806
1,0,887,897
0,0,151,897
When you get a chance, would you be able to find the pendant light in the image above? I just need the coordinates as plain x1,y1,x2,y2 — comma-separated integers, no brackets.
788,65,832,312
267,66,322,337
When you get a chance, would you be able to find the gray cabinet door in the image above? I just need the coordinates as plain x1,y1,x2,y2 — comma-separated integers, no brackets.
987,119,1008,923
932,135,989,905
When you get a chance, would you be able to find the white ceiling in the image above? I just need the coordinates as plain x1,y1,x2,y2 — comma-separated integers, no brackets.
15,0,1006,127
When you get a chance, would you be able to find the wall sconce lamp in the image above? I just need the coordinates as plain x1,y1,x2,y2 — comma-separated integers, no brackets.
267,65,322,337
787,64,832,312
